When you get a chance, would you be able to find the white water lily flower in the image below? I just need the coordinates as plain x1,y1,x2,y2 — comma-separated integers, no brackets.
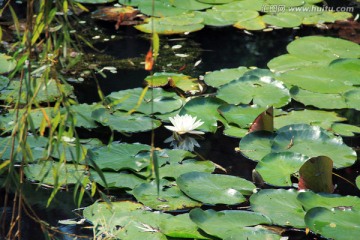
165,114,204,135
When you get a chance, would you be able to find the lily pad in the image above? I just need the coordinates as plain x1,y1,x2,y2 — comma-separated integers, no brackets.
89,142,151,171
0,53,16,74
256,152,310,187
272,124,357,168
135,14,204,34
239,131,275,161
274,109,346,130
137,0,188,17
297,191,360,211
179,97,226,133
25,161,87,186
177,172,255,205
218,104,267,129
189,208,278,239
217,75,290,107
145,72,200,93
171,0,213,10
133,179,202,211
250,189,306,228
286,36,360,64
203,67,249,88
234,16,266,30
159,159,215,179
0,78,74,104
277,66,358,94
215,0,266,11
91,108,161,133
90,170,146,189
331,123,360,136
267,54,315,73
68,103,104,129
106,88,183,115
159,213,207,239
305,207,360,240
357,176,360,190
266,0,305,7
263,13,303,28
83,201,169,240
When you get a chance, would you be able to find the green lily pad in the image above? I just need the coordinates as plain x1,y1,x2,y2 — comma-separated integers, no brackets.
50,139,88,162
145,72,199,93
250,189,306,228
67,103,104,129
344,88,360,111
330,123,360,137
159,159,215,179
286,36,360,63
0,53,16,74
133,179,202,211
0,78,74,104
305,207,360,240
356,176,360,190
197,0,235,4
272,124,357,168
197,9,259,27
234,16,266,30
203,67,249,88
91,108,161,133
217,75,290,107
215,0,266,11
90,170,146,189
263,13,303,28
0,136,48,163
159,213,207,239
277,66,358,94
266,0,305,7
297,191,360,211
106,87,183,115
256,152,310,187
89,142,151,171
267,54,315,73
179,97,226,133
137,0,188,17
195,10,235,27
274,109,346,130
239,131,275,161
290,87,348,109
83,201,169,240
135,14,204,34
219,104,267,129
0,76,10,91
177,172,255,205
25,161,87,186
171,0,213,10
189,208,277,239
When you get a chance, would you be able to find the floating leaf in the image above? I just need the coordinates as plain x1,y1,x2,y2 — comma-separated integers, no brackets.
67,103,103,129
274,109,346,131
272,124,357,168
145,72,199,93
297,191,360,211
106,88,183,115
234,16,266,30
197,0,235,4
159,213,207,239
89,142,150,171
256,152,309,187
286,36,360,64
25,161,87,186
263,13,302,28
203,67,249,88
91,108,161,133
305,207,360,240
171,0,213,10
189,208,277,239
217,75,290,107
180,97,226,133
0,78,74,104
133,179,201,211
298,156,334,193
90,170,146,189
215,0,266,11
267,54,315,73
277,66,358,94
159,159,215,179
218,104,267,129
266,0,305,7
249,106,274,132
0,53,16,74
240,131,275,161
250,189,306,228
177,172,255,205
357,176,360,190
135,14,204,35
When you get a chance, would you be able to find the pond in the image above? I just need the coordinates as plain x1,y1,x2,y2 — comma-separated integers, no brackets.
1,0,360,240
